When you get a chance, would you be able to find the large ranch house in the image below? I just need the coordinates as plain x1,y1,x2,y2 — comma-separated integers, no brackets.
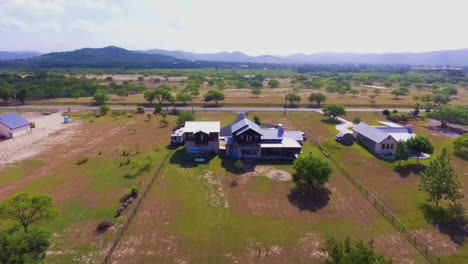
177,118,306,160
352,121,416,159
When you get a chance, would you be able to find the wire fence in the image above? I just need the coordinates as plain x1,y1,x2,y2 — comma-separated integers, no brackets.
101,150,173,264
288,115,442,264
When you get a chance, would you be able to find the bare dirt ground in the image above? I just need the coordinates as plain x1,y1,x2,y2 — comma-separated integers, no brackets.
0,112,80,166
237,165,292,183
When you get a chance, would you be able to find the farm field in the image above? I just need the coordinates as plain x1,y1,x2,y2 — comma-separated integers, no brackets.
277,111,468,264
24,74,468,108
0,109,464,264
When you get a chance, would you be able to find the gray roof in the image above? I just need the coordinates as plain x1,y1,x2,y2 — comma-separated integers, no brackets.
284,131,304,142
231,118,262,135
352,122,389,143
0,112,31,130
260,128,283,140
184,121,220,133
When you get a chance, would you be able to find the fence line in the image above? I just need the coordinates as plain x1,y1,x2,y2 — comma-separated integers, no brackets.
287,115,441,264
101,150,173,264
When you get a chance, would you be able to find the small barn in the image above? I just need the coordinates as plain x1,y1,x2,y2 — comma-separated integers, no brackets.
336,131,354,145
0,112,31,139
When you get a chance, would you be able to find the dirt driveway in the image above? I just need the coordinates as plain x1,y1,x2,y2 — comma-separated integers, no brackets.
0,112,80,167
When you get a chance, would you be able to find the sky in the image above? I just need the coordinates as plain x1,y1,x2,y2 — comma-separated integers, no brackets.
1,0,468,55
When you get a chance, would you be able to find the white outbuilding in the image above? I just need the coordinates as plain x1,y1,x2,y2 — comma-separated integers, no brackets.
0,112,32,139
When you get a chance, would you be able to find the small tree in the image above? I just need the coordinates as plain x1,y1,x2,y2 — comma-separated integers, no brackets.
419,94,433,111
406,136,434,164
204,89,225,106
99,105,110,116
93,88,109,105
154,104,162,114
352,117,361,124
176,91,191,105
177,111,195,126
321,236,392,264
115,87,129,100
0,81,13,104
420,149,463,207
322,104,346,120
453,134,468,160
308,92,327,107
368,94,377,107
391,87,408,100
292,155,333,191
285,93,301,106
253,115,261,125
268,79,280,88
382,109,390,116
395,141,410,167
0,192,58,232
349,88,360,97
250,87,262,97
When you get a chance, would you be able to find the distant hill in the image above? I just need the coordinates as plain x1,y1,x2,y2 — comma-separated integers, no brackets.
0,51,41,60
142,48,468,66
0,46,285,69
140,49,293,64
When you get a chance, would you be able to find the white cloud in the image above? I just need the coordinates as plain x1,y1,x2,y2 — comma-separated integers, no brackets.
0,16,30,32
0,0,65,15
68,0,122,13
38,19,62,32
69,19,103,33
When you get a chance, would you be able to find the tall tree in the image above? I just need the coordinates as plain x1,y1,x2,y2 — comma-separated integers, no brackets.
394,141,410,167
268,79,280,88
250,87,262,97
406,136,434,165
420,149,463,207
93,87,109,105
176,91,192,105
322,104,346,120
0,81,14,103
0,192,58,232
308,92,327,107
0,225,50,264
292,155,333,191
204,89,225,106
391,87,408,100
429,105,468,128
285,93,301,106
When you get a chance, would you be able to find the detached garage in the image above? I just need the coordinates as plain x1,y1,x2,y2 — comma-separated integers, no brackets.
0,112,31,139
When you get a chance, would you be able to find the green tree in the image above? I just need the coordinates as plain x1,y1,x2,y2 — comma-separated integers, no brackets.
154,86,175,106
204,89,225,106
144,90,156,104
322,236,393,264
453,134,468,160
177,111,195,126
419,94,434,111
395,141,410,167
250,80,263,89
99,105,110,115
0,81,13,103
70,88,84,101
0,192,58,232
349,88,360,97
292,155,333,191
391,87,408,99
253,115,261,125
420,149,463,207
185,85,200,112
251,87,262,97
176,91,192,105
268,79,280,88
433,93,451,106
93,87,109,105
406,136,434,164
285,93,301,106
322,104,346,120
308,92,327,107
0,225,50,264
429,105,468,128
115,87,129,99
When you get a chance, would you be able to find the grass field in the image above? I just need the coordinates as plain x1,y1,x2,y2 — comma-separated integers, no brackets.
0,109,465,263
24,75,468,108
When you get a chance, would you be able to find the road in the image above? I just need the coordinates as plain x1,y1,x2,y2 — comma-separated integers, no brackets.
0,105,413,113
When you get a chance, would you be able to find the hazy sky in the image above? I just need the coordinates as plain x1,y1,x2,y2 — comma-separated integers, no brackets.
1,0,468,55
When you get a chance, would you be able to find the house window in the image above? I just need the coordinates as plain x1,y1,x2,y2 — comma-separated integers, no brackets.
240,135,244,141
390,144,394,149
381,144,385,149
200,134,204,141
246,135,252,142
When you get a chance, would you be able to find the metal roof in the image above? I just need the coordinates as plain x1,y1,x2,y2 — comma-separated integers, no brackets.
261,137,302,148
284,131,304,142
0,112,31,130
184,121,220,133
378,121,403,128
352,122,389,143
260,128,283,140
231,118,262,135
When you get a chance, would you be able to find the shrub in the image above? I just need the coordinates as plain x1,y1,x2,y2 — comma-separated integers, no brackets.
454,134,468,160
382,109,390,116
99,105,110,116
96,219,113,233
170,107,180,116
76,157,89,165
154,104,162,114
130,187,139,198
177,111,195,126
160,119,169,127
393,109,399,114
234,160,244,170
253,115,261,125
136,106,145,114
352,117,361,124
